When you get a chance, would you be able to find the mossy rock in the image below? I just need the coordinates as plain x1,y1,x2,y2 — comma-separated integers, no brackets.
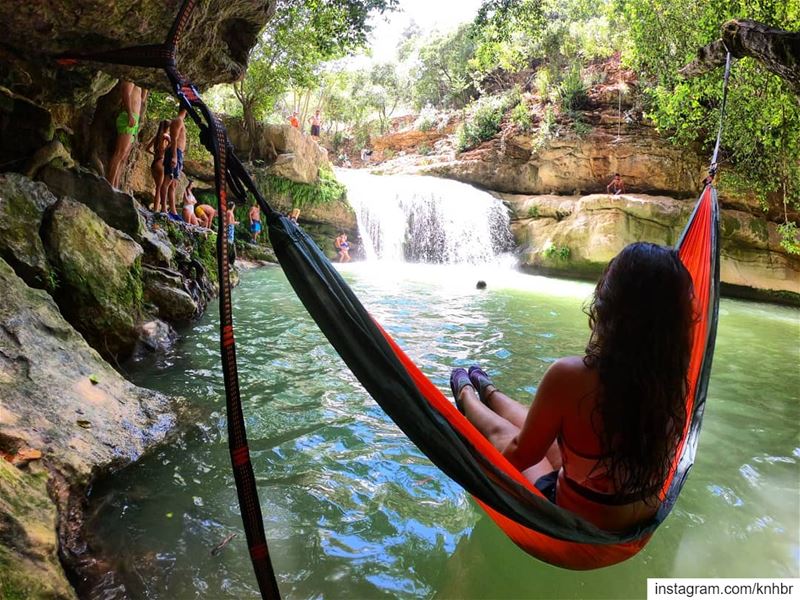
42,198,144,360
0,173,57,290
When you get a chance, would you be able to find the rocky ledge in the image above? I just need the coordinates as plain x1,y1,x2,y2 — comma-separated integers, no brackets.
505,192,800,305
0,257,187,598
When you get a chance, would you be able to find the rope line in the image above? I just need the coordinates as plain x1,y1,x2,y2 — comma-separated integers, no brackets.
710,50,732,173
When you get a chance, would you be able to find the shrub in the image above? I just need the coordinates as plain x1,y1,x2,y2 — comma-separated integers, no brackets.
456,95,506,152
542,241,571,260
418,143,432,156
414,105,438,132
527,205,540,218
558,64,589,112
532,105,558,153
534,68,551,101
259,167,346,207
511,102,533,132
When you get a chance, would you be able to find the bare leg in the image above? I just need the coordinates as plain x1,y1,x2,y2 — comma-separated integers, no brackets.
458,384,557,480
167,180,178,215
480,385,529,429
108,133,133,188
151,165,164,213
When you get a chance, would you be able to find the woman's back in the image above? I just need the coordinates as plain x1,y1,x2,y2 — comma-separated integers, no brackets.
552,357,661,531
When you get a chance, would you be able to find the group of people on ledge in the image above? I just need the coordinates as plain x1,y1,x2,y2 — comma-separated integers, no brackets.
288,109,322,138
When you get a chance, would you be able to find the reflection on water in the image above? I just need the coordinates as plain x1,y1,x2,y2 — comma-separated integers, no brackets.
88,265,800,599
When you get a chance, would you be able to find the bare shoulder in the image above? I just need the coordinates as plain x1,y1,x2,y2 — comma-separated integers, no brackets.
542,356,598,399
546,356,591,378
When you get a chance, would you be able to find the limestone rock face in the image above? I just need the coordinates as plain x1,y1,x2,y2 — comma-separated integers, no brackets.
42,198,144,359
506,193,800,303
226,121,330,184
0,257,178,596
142,265,199,322
38,165,145,239
0,172,57,289
426,120,706,197
0,1,277,106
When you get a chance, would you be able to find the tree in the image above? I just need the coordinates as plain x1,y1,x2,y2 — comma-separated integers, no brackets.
412,25,477,109
233,0,399,150
616,0,800,252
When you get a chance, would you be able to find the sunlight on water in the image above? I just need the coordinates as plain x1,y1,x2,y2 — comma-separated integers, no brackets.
88,264,800,599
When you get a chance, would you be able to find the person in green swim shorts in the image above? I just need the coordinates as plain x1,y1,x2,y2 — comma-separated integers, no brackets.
108,80,148,189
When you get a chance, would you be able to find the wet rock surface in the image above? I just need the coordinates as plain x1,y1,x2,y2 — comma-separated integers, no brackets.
0,257,182,598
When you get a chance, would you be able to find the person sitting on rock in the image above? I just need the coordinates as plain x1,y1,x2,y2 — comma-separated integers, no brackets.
195,203,217,229
182,181,200,226
288,208,301,224
249,200,262,244
108,80,148,190
606,173,625,196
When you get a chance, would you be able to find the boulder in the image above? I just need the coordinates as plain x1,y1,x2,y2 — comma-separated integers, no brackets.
38,165,144,238
507,193,800,304
136,318,178,354
0,1,277,106
42,198,144,359
226,121,330,184
0,172,57,289
142,265,199,322
0,257,179,596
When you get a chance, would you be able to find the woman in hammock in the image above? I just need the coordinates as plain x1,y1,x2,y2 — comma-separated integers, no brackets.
450,242,695,532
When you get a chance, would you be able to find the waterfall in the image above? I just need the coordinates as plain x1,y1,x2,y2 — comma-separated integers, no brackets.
337,170,514,264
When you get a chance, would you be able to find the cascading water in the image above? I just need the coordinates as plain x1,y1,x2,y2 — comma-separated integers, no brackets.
338,170,514,264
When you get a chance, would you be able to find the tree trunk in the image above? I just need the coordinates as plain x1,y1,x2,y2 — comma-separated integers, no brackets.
680,20,800,94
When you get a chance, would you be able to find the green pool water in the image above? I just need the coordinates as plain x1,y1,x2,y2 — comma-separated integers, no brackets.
88,263,800,599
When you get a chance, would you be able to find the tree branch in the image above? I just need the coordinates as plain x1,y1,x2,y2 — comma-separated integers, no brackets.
679,20,800,94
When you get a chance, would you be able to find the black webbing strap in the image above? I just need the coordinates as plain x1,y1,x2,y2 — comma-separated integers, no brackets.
57,2,280,598
709,50,732,176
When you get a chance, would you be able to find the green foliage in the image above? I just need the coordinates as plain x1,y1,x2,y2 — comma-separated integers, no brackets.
511,101,533,131
234,0,399,130
527,205,540,218
778,221,800,255
412,25,477,109
418,143,432,156
571,114,592,137
542,241,571,260
558,64,590,112
616,0,800,216
456,94,510,152
260,168,346,207
414,105,439,131
532,104,558,152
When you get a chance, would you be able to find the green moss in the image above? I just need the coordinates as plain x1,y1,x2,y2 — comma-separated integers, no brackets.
256,167,346,208
720,214,741,237
747,217,769,242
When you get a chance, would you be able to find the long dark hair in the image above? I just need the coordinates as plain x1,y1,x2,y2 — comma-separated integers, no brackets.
584,242,695,497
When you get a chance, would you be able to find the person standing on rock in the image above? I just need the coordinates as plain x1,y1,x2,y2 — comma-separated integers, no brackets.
108,80,148,190
161,108,188,218
309,110,322,138
249,200,261,244
226,202,239,264
145,119,171,213
289,111,300,129
182,181,200,226
606,173,625,196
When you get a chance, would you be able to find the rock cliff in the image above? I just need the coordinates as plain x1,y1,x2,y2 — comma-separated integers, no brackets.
505,192,800,304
